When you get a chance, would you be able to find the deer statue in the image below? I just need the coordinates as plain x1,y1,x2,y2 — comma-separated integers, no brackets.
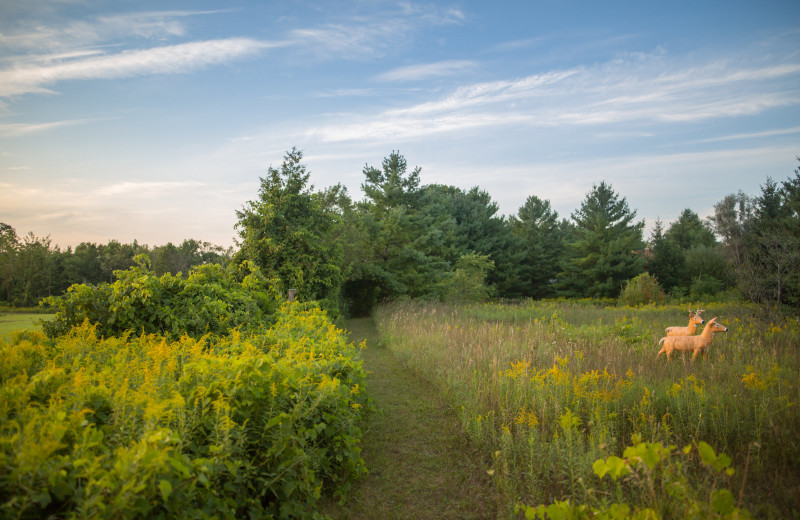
657,317,728,361
665,308,705,336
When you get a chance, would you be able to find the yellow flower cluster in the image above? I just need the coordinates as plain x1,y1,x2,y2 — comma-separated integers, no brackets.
741,363,779,391
514,406,540,429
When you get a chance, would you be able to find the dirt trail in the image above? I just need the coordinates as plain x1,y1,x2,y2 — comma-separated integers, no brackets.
322,317,499,520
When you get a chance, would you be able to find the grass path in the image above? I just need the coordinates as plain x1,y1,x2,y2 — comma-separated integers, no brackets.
322,317,499,520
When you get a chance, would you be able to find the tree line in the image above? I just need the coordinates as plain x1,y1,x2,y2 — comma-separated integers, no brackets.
3,149,798,316
232,149,800,317
0,228,231,306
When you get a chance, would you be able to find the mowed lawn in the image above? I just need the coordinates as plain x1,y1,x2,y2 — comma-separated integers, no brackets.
0,313,53,340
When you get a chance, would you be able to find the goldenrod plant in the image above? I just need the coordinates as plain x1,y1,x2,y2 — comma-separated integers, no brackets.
0,302,368,519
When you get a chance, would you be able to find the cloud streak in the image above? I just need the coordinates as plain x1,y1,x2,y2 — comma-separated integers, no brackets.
0,38,275,97
376,60,477,82
306,53,800,143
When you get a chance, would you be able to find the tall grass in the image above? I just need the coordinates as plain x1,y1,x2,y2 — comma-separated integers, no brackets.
375,300,800,518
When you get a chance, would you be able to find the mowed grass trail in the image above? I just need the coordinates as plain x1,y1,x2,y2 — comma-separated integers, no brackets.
323,317,498,520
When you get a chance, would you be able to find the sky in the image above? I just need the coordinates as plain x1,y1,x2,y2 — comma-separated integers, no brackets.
1,0,799,249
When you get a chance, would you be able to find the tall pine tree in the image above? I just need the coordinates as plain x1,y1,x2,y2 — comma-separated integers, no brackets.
558,181,645,298
233,148,343,316
511,195,563,298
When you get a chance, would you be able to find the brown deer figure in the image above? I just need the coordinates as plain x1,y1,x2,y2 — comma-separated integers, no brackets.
665,308,705,336
657,317,728,361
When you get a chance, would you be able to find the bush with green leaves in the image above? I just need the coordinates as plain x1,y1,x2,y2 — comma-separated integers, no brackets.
445,253,495,303
41,255,280,339
619,273,666,306
0,302,368,519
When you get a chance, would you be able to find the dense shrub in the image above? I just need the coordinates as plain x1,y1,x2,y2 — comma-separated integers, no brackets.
42,255,280,339
619,272,666,306
0,302,368,519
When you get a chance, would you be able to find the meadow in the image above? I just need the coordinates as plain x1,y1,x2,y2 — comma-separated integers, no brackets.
375,300,800,519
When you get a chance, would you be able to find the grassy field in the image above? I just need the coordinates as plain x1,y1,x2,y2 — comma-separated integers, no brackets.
0,312,52,340
374,300,800,519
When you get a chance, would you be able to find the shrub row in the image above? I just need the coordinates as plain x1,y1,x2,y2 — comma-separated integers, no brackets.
41,256,280,339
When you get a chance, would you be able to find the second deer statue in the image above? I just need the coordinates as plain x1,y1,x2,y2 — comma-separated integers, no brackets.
665,308,704,336
657,317,728,361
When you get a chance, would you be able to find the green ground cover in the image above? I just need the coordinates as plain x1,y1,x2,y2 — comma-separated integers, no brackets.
0,313,52,340
322,317,498,520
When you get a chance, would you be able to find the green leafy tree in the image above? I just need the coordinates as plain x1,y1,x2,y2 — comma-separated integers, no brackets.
99,240,142,281
647,219,686,294
511,195,564,298
746,176,800,309
619,272,666,306
709,191,752,271
0,223,20,303
711,164,800,311
559,181,645,298
445,253,495,303
43,255,279,338
685,244,733,287
0,228,61,306
233,148,343,317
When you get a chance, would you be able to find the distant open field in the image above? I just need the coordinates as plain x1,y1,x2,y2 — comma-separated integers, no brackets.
0,313,53,340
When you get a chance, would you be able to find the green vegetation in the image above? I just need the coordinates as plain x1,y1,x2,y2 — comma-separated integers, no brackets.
0,222,232,307
233,148,344,319
4,153,800,318
1,150,799,518
1,303,368,519
0,312,51,341
375,300,799,518
41,255,280,339
322,317,497,520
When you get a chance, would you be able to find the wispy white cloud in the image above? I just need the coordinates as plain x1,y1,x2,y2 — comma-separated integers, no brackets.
286,3,466,61
306,52,800,143
0,118,100,137
376,60,477,82
95,180,206,198
0,38,275,97
289,19,415,59
487,38,545,53
0,10,225,52
691,126,800,144
398,2,466,24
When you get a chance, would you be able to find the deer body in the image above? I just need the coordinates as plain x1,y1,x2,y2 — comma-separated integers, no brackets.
665,308,704,336
657,317,727,361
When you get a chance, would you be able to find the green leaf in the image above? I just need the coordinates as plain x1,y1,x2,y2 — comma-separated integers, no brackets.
697,441,716,464
594,456,630,482
159,480,172,502
710,489,735,514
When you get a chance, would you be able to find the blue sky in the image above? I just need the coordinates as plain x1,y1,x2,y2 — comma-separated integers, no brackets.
1,0,798,249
